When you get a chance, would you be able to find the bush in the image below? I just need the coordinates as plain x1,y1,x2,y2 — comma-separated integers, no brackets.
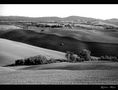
91,57,99,61
47,58,56,64
65,50,88,62
65,51,71,61
25,55,48,65
14,55,49,65
55,59,67,63
78,49,91,61
15,59,24,65
99,55,118,62
75,57,85,62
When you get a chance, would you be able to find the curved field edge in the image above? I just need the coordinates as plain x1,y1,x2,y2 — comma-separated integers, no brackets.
0,38,66,66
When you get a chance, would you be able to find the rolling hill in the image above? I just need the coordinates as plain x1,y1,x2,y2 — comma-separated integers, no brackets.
40,28,118,44
0,25,21,30
0,30,118,57
0,38,66,66
0,16,118,57
0,15,118,25
105,18,118,26
0,15,117,24
0,16,97,22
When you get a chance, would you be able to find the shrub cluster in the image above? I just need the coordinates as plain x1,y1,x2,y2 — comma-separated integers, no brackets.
65,49,91,62
15,55,48,66
65,49,118,62
99,55,118,62
14,55,67,66
7,49,118,67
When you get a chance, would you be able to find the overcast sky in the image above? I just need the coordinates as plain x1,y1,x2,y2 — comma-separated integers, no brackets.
0,4,118,20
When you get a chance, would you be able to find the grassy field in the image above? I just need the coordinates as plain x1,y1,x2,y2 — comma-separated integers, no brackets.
0,25,21,30
0,61,118,84
0,38,66,66
1,30,118,57
0,24,118,84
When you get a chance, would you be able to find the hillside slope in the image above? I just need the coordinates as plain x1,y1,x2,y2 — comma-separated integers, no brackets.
41,28,118,44
0,30,118,57
0,38,66,66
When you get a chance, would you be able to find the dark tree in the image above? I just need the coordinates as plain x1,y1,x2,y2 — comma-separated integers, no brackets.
15,59,24,65
78,49,91,61
65,51,71,62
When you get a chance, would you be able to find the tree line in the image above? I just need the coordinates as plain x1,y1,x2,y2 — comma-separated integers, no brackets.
5,49,118,66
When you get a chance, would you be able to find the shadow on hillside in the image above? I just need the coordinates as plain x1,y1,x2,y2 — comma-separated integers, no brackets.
1,30,118,57
21,62,118,70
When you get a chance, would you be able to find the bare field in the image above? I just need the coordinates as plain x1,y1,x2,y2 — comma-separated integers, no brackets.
0,61,118,84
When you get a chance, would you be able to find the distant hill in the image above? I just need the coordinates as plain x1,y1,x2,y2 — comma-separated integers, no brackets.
105,18,118,26
106,18,118,22
0,16,62,22
0,16,118,57
1,16,118,29
0,25,21,30
0,30,118,57
0,15,105,23
63,16,99,23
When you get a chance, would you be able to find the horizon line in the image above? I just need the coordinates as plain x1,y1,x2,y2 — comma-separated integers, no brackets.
0,15,117,20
